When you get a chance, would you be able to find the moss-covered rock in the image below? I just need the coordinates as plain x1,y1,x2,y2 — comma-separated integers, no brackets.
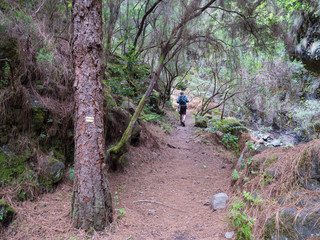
263,207,320,240
38,155,65,191
121,96,138,115
194,117,207,128
31,107,46,133
297,144,320,191
0,149,32,183
0,200,15,227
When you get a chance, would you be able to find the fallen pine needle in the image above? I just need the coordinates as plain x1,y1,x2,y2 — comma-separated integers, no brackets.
133,200,186,212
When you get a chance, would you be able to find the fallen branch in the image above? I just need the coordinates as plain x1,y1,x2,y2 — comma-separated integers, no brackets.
133,200,186,212
235,145,247,171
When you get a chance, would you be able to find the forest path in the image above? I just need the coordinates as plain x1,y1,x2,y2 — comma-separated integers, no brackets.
2,115,235,240
108,115,235,239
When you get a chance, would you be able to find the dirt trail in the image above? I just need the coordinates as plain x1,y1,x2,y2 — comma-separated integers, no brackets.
107,115,234,240
2,115,234,240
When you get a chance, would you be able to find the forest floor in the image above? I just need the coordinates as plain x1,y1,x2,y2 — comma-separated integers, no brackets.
2,114,236,240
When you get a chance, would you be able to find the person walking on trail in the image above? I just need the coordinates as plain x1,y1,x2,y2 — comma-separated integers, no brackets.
177,91,189,127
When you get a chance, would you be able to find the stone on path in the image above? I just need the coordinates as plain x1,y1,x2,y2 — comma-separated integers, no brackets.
211,193,229,210
225,231,235,239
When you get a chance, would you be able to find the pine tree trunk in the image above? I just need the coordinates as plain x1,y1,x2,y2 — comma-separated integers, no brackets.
71,0,112,230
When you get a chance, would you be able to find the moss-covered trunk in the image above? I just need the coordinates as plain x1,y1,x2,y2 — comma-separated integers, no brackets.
108,61,164,170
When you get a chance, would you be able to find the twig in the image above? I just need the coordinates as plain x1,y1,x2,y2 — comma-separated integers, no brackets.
34,0,45,16
236,145,247,171
133,200,186,212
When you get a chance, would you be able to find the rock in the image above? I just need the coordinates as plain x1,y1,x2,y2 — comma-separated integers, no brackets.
211,193,228,210
38,155,65,190
270,139,281,147
203,201,211,206
194,118,207,128
263,207,320,239
0,200,15,227
121,97,137,115
148,209,156,216
261,134,271,141
294,14,320,74
225,231,234,239
297,144,320,191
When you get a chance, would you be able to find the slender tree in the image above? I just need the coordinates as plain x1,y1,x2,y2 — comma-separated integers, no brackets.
71,0,113,230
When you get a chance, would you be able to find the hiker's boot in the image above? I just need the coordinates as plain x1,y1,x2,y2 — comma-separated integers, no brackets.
182,120,185,127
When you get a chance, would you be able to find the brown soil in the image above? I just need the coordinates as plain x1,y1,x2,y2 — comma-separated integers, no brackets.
2,115,235,240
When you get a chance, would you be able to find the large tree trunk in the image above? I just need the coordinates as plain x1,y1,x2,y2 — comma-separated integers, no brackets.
71,0,113,230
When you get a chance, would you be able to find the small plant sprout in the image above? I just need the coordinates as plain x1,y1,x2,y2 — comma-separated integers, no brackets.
116,208,126,217
232,169,239,180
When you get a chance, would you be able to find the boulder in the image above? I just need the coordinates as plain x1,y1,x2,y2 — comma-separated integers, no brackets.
263,207,320,240
211,193,228,210
194,118,207,128
38,155,65,190
0,200,15,227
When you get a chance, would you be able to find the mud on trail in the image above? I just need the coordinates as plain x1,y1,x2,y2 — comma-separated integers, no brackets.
2,116,235,240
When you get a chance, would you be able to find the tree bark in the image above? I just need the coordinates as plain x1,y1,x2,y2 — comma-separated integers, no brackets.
71,0,113,230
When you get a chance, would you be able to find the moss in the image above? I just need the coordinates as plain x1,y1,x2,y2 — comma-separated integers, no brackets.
264,155,278,169
261,173,274,187
298,148,311,169
194,118,207,128
38,156,64,191
0,199,15,227
263,212,298,240
104,91,117,109
31,107,46,132
0,150,31,183
51,149,65,163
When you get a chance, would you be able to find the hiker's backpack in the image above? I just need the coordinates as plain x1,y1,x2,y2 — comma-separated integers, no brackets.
179,96,186,106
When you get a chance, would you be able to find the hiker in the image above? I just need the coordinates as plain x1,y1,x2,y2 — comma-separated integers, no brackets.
177,91,189,126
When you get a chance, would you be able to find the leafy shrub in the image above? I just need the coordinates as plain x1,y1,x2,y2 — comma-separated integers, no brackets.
228,197,255,240
222,133,239,154
139,113,164,122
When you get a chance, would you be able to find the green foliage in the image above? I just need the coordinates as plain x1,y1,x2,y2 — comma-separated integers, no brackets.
243,191,263,206
36,47,54,65
207,117,246,135
105,50,149,98
115,208,126,218
139,112,164,123
228,197,255,240
175,81,188,91
69,168,74,181
222,133,239,154
232,169,239,180
161,123,173,133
